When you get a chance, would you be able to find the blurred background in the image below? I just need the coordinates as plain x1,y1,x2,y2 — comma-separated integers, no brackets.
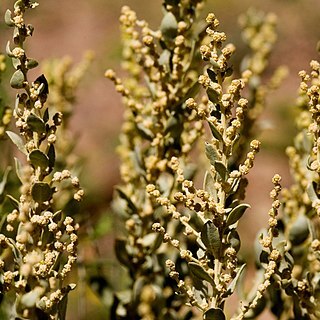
0,0,320,318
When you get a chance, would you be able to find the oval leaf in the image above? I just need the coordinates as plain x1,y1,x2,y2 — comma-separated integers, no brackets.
27,114,46,134
203,171,217,200
5,9,14,27
160,12,178,39
206,87,220,104
289,214,309,245
31,182,53,203
208,122,223,142
214,161,228,181
201,220,221,258
29,149,49,171
207,68,217,83
188,262,214,284
26,58,39,69
203,308,226,320
116,187,137,214
226,203,250,227
227,229,241,252
306,182,318,203
115,238,131,266
6,41,14,57
226,264,246,295
6,131,27,155
205,142,219,165
10,69,25,89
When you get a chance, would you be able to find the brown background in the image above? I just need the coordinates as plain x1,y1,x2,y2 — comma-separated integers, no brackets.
1,0,320,318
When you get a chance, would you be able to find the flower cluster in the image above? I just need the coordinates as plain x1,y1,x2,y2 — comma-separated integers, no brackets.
0,1,83,319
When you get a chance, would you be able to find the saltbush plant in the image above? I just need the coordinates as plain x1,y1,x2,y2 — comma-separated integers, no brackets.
0,0,319,319
0,1,84,319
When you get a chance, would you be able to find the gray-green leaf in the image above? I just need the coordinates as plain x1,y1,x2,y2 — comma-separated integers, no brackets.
115,238,131,266
214,160,228,181
203,308,226,320
26,58,39,69
10,69,25,89
226,203,250,227
226,264,246,295
208,122,223,142
205,142,219,165
206,88,220,104
306,182,318,203
188,262,214,284
5,9,14,27
27,113,46,134
31,182,53,203
160,12,178,39
289,214,309,245
29,149,49,171
6,131,27,155
201,220,221,258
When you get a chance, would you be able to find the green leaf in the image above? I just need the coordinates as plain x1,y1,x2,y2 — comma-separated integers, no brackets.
115,187,137,214
208,122,223,142
164,114,183,139
6,194,19,209
243,296,267,319
29,149,49,171
14,157,23,183
27,114,46,134
201,220,221,258
133,277,146,303
214,161,228,181
6,131,27,155
226,203,250,227
10,69,25,89
136,123,154,140
289,214,309,245
188,262,214,284
47,144,55,172
5,9,14,27
203,171,217,200
0,167,11,196
226,264,246,295
207,69,217,83
184,81,200,101
58,285,76,320
206,88,220,104
115,238,130,266
34,74,49,96
306,182,318,203
160,12,178,39
26,58,39,69
12,58,21,69
43,108,49,123
6,41,14,58
159,49,170,68
227,229,241,252
205,142,219,165
203,308,226,320
31,182,53,203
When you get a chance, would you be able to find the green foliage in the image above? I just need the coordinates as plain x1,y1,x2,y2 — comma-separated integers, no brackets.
0,1,84,319
107,1,320,320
